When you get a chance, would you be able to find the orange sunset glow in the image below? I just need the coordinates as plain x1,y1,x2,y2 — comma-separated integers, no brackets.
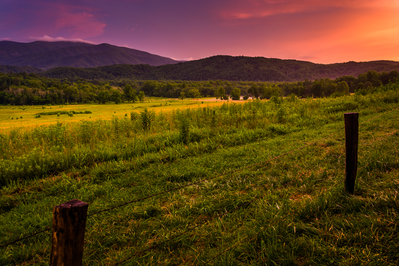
0,0,398,63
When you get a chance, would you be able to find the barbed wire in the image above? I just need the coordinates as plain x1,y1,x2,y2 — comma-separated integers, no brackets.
91,106,399,264
0,226,51,248
205,137,399,265
359,130,398,148
87,130,340,217
200,168,348,265
195,125,399,264
118,156,317,265
114,194,260,265
200,211,292,265
359,106,399,125
358,141,399,173
0,128,338,249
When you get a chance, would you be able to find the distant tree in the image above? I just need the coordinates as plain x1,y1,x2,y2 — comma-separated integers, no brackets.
261,84,280,99
64,85,79,103
123,84,138,102
248,84,260,99
247,86,254,98
364,81,373,89
310,81,323,97
323,79,337,96
215,87,225,99
366,70,382,87
97,90,110,104
141,81,158,96
230,87,241,100
335,81,350,96
179,91,185,101
110,89,122,104
138,91,145,102
356,82,364,91
187,88,202,99
387,70,399,84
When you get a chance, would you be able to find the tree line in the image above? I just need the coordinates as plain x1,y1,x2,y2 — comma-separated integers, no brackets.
0,70,398,105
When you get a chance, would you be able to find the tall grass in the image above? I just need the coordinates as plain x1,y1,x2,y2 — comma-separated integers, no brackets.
0,86,398,187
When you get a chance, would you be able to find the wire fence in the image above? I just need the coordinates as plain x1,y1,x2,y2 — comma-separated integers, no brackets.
0,124,343,248
0,125,342,249
111,108,399,265
201,137,398,265
1,107,399,265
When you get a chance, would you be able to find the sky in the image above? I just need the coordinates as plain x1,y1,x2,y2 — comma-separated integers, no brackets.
1,0,398,64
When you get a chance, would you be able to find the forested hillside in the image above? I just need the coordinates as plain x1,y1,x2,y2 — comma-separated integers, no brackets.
42,56,399,82
0,41,178,70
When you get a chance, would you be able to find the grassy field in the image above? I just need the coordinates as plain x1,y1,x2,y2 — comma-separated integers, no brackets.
1,86,399,265
0,98,227,132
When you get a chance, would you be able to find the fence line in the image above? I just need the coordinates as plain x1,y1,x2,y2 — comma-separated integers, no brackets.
113,152,320,265
114,194,260,265
359,106,399,125
196,156,348,265
359,130,398,148
201,130,399,265
0,226,51,248
0,130,336,249
89,130,341,217
358,141,399,173
201,211,292,265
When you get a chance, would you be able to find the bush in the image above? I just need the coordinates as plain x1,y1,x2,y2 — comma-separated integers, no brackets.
141,108,153,131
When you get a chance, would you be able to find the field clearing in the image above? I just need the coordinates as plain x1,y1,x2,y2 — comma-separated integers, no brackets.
1,86,399,265
0,98,230,132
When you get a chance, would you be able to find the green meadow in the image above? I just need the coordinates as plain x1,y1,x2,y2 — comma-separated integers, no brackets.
0,98,225,132
1,84,399,265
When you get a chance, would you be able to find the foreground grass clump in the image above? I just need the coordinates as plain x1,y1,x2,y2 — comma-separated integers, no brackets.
0,84,399,265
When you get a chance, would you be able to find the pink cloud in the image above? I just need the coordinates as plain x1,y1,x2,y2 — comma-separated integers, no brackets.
0,2,106,40
218,0,399,20
54,7,106,38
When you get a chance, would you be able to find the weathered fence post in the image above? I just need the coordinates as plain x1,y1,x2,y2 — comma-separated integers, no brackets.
344,113,359,194
50,199,88,266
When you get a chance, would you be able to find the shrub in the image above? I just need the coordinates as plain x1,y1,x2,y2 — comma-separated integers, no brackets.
141,108,153,131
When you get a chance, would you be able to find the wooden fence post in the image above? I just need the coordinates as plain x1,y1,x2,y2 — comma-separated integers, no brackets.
344,113,359,194
50,199,88,266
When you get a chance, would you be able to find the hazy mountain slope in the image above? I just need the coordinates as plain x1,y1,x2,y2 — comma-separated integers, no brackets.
0,41,91,60
0,65,42,74
0,41,178,70
42,55,399,81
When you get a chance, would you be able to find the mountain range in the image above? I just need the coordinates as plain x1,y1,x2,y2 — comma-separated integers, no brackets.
1,41,399,82
0,41,178,70
42,56,399,82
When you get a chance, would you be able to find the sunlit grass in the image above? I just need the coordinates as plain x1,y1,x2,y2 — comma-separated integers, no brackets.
0,98,230,133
